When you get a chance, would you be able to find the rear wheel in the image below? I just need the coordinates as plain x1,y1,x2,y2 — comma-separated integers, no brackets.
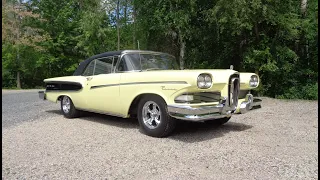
137,95,176,137
60,96,80,118
204,117,231,125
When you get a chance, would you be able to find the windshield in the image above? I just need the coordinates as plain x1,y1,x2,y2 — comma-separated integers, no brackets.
122,53,179,71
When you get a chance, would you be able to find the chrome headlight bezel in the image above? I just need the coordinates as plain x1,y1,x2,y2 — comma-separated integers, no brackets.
197,74,212,89
249,75,259,87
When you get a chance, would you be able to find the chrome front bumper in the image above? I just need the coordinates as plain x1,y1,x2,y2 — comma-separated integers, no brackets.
167,97,238,121
38,91,46,100
239,94,262,114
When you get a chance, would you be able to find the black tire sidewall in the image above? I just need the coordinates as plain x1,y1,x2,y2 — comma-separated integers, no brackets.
137,95,176,137
60,96,79,118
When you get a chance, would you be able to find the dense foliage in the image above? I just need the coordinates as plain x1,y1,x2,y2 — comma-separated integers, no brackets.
2,0,318,99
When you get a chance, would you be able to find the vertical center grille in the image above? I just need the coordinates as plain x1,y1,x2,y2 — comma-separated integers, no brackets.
228,74,240,110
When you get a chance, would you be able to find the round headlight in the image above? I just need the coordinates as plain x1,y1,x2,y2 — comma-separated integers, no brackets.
249,75,259,87
197,74,212,89
204,75,212,88
197,75,205,88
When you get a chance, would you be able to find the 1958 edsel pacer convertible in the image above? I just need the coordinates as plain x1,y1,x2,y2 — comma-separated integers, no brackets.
39,50,261,137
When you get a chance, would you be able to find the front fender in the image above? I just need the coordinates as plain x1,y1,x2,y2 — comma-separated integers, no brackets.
240,72,259,90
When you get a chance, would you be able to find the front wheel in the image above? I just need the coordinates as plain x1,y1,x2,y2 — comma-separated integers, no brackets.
137,95,176,137
60,96,80,118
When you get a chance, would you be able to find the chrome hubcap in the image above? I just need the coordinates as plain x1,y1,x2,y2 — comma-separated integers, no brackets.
142,101,161,129
62,96,71,114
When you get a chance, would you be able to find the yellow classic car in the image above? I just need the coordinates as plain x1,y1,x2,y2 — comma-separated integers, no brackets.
38,50,261,137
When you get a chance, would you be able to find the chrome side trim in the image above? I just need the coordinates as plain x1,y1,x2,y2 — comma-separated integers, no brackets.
91,81,188,89
91,84,119,89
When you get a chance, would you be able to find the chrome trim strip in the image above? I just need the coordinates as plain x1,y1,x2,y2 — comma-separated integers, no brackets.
91,81,188,89
91,84,118,89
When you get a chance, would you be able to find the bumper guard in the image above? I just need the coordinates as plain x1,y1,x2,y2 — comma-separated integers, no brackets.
239,94,262,114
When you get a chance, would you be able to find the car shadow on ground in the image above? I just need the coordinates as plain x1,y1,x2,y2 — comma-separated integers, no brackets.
45,110,253,142
169,121,253,143
45,110,140,129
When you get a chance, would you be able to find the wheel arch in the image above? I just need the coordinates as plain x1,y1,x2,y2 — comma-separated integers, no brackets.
57,94,71,102
128,93,167,118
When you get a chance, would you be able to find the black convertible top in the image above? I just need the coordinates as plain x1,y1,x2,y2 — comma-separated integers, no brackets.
73,50,171,76
73,51,123,76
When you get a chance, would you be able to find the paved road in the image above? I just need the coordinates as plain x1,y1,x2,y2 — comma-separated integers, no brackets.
2,90,59,129
2,90,318,179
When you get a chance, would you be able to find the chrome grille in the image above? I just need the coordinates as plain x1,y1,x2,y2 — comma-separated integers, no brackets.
174,92,221,104
229,75,240,110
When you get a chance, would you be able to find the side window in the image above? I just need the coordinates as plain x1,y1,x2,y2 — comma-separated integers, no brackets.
82,60,95,76
94,57,113,75
116,57,127,72
82,56,114,76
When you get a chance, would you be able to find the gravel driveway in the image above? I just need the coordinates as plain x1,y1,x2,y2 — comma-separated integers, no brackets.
2,90,318,179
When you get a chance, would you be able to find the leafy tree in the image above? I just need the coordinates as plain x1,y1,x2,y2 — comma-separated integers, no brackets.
1,0,318,99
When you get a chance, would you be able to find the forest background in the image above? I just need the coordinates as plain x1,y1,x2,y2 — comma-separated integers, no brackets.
2,0,318,99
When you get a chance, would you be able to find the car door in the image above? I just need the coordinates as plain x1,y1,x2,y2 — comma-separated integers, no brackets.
82,55,122,115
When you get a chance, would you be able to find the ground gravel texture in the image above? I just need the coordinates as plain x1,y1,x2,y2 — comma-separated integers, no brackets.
2,91,318,179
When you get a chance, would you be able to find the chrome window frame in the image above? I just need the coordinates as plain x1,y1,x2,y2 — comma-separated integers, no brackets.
114,51,177,73
82,56,116,76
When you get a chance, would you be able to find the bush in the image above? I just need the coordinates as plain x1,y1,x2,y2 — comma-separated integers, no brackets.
276,83,318,100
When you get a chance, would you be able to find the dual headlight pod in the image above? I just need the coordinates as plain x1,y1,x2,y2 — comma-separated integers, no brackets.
197,74,212,89
249,75,259,87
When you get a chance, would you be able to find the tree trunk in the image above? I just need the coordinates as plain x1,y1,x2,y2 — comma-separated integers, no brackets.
124,0,127,25
16,71,21,89
16,0,21,89
132,0,136,49
179,36,185,70
254,22,259,40
116,0,120,50
301,0,309,77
